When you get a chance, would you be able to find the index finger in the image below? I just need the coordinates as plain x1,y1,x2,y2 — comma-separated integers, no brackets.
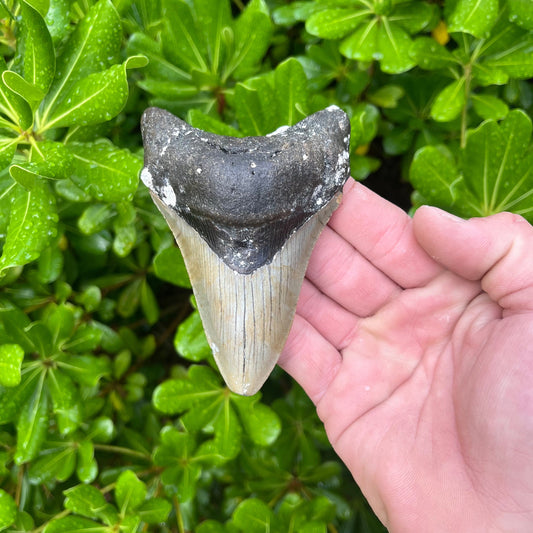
329,180,442,288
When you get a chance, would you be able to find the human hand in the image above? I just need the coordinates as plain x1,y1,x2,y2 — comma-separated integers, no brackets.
279,179,533,532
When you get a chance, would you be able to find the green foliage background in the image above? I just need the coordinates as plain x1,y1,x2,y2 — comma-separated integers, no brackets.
0,0,531,531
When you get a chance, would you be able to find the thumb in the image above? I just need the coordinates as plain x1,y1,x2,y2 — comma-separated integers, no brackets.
413,206,533,313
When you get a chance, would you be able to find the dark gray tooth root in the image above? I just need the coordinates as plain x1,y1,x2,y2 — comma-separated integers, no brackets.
141,106,351,395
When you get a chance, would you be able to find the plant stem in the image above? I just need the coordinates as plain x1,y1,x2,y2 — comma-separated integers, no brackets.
173,496,186,533
93,443,150,460
460,64,473,149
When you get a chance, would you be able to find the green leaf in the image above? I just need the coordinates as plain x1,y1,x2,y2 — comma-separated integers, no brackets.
161,0,207,72
233,83,268,136
76,440,98,483
153,246,191,288
69,140,141,202
377,19,416,74
42,57,145,130
0,344,24,387
230,0,273,79
63,322,103,353
367,85,404,109
194,0,232,72
0,181,58,274
115,470,147,514
509,0,533,30
0,488,17,531
188,108,242,137
430,79,466,122
410,37,459,70
232,395,281,446
140,279,159,325
274,58,308,126
59,354,110,386
153,427,201,502
340,19,379,63
48,368,82,435
117,278,142,318
409,145,472,215
19,0,55,95
63,484,108,519
14,374,48,464
174,310,211,362
2,71,45,106
0,60,33,130
43,516,106,533
153,365,219,414
448,0,498,38
463,110,533,219
78,204,115,235
40,0,123,124
28,444,76,484
137,498,172,524
306,8,369,39
232,499,275,533
471,93,509,120
0,136,18,169
0,367,39,424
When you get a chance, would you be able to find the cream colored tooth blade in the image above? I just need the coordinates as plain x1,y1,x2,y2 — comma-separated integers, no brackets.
152,194,341,395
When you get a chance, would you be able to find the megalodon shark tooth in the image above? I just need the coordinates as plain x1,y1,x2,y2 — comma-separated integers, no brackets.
141,105,351,395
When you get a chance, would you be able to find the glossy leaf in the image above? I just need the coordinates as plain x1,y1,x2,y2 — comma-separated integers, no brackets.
153,427,202,502
19,0,55,95
463,110,533,218
42,56,146,130
232,499,275,533
0,343,24,387
69,140,141,202
174,310,211,362
76,440,98,483
274,58,309,126
14,374,48,464
377,20,416,74
28,444,77,484
43,516,106,533
0,489,17,531
153,365,219,414
48,368,82,435
0,367,39,425
509,0,533,30
340,20,379,63
153,246,191,288
232,395,281,446
230,0,273,79
0,181,57,274
137,498,172,524
58,355,110,387
430,79,466,122
115,470,147,513
40,0,123,123
448,0,498,38
306,8,369,39
63,484,108,519
471,93,509,120
409,145,473,215
409,37,459,70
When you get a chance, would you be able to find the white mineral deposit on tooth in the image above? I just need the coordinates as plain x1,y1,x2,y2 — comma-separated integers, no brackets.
140,105,351,395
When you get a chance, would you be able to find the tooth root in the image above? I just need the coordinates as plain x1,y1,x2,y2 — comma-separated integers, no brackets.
153,193,341,395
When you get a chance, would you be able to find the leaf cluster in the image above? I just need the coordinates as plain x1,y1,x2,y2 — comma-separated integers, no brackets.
0,0,531,532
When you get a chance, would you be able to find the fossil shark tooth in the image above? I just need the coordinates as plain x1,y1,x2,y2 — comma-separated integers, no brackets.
141,105,351,395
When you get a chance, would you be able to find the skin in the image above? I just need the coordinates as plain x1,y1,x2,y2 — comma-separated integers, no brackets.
279,179,533,532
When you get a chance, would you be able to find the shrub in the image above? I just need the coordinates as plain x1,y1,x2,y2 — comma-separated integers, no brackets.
0,0,531,531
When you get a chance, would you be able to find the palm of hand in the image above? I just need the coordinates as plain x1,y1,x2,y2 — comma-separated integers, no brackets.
280,181,533,532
